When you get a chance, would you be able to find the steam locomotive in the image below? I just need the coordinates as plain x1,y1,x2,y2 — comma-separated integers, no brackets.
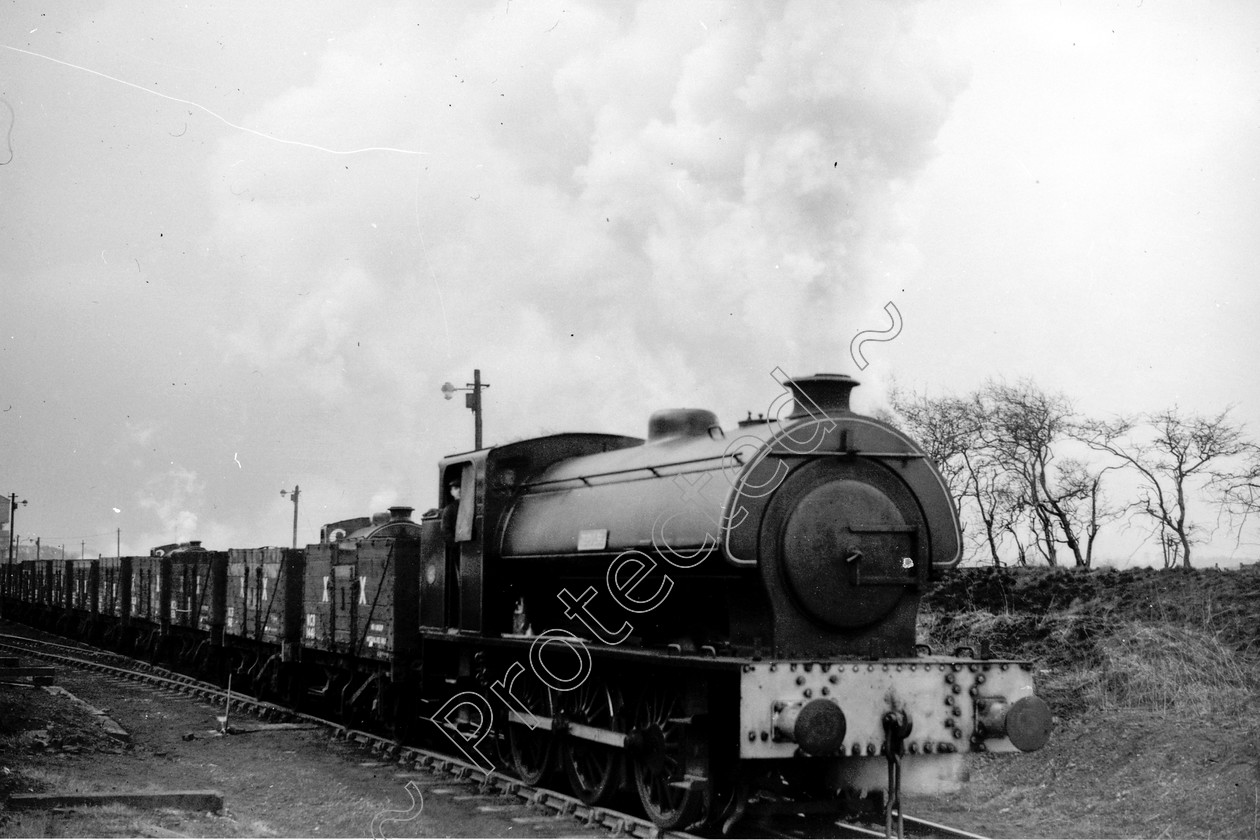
0,372,1051,831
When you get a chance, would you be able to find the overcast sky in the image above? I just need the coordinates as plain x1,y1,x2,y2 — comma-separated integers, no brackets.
2,1,1257,564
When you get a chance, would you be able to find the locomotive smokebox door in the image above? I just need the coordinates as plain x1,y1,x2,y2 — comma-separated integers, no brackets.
782,477,920,628
760,455,929,656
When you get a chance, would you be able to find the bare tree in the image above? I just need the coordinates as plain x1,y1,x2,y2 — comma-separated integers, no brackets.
888,384,1014,566
1160,530,1181,569
1077,407,1250,569
1052,459,1123,568
886,386,977,511
962,448,1022,566
1211,443,1260,543
993,479,1033,566
977,380,1096,567
890,379,1123,568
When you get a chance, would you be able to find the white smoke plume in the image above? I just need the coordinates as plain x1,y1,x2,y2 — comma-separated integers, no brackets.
135,467,202,546
208,1,964,433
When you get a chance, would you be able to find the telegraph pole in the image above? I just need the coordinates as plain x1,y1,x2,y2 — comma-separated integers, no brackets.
281,486,301,549
471,369,484,450
441,368,490,450
6,493,27,583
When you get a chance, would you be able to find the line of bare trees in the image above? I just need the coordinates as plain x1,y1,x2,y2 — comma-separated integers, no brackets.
886,379,1260,569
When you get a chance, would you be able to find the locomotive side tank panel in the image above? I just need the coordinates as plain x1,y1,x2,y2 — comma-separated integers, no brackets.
431,433,644,635
495,375,962,657
501,376,958,570
500,419,755,560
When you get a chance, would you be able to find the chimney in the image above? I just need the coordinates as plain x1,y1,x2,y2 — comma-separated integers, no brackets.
783,374,859,418
388,506,415,522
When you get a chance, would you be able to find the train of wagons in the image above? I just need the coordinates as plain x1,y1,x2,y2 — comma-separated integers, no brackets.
0,373,1051,832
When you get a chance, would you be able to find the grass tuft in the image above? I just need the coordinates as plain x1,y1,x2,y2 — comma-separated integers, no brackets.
1089,621,1258,715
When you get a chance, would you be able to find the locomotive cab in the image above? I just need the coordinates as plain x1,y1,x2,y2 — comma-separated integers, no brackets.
418,434,643,634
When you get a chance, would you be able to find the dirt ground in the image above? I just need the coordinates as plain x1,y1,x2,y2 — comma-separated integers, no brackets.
2,565,1258,838
0,649,586,838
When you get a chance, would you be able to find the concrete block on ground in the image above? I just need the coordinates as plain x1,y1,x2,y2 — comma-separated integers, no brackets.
0,666,55,680
43,685,130,741
7,790,224,812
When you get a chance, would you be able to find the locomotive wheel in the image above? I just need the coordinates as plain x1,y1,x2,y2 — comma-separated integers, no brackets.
559,680,623,806
507,673,555,786
630,686,706,830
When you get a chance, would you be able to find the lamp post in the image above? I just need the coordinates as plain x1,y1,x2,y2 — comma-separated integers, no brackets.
280,485,300,549
441,368,490,450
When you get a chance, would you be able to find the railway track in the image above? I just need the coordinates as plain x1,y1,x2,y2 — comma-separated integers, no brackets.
1,628,987,839
0,630,691,839
746,812,985,840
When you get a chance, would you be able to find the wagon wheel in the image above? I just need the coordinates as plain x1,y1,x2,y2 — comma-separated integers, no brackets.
630,685,707,830
280,664,307,710
507,672,555,786
559,679,623,805
202,646,227,685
